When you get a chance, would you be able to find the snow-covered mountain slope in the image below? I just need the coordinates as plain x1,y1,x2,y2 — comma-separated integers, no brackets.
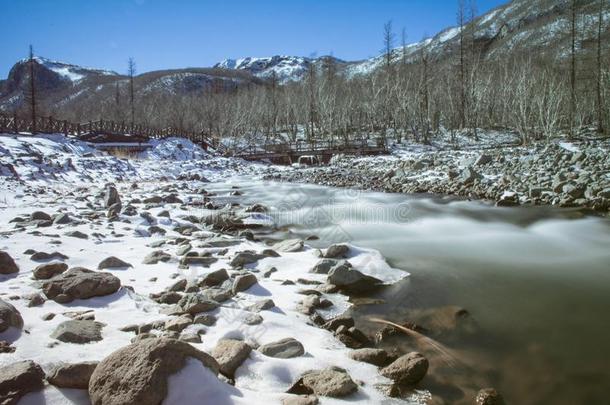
214,55,351,83
30,57,118,83
216,0,609,81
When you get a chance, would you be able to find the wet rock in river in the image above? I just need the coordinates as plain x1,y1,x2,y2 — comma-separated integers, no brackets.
287,366,358,398
324,244,350,259
327,264,382,294
349,348,394,367
476,388,505,405
380,352,429,385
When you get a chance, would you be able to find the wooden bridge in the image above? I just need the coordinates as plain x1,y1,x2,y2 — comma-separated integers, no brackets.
0,113,223,152
233,138,388,164
0,112,388,163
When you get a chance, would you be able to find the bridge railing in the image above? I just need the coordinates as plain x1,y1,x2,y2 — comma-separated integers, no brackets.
0,112,225,153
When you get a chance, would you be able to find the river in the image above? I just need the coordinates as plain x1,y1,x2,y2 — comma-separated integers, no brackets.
207,177,610,404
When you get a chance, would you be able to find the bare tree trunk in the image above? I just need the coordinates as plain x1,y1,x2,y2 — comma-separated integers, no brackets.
29,45,37,134
128,57,136,127
570,0,577,138
597,0,604,134
457,0,466,129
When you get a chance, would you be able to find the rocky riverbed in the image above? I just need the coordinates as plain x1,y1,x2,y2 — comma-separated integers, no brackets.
0,134,508,405
265,138,610,212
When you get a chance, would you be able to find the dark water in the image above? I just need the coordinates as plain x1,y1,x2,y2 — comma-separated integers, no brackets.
208,177,610,404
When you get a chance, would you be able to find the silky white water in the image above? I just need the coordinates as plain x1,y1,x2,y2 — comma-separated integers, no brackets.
206,177,610,404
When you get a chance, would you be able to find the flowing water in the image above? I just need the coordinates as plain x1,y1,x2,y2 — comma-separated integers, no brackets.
208,177,610,404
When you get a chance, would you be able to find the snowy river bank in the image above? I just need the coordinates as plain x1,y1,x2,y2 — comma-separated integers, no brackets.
1,134,609,404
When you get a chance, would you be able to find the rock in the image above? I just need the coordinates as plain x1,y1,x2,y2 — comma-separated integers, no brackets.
243,314,263,325
26,293,45,307
310,259,339,274
563,183,586,199
177,293,219,315
281,395,319,405
230,252,264,267
475,154,492,166
496,192,520,207
248,298,275,312
193,314,216,326
323,315,354,331
597,188,610,198
65,230,88,239
164,315,193,332
476,388,505,405
53,213,72,225
0,298,23,332
30,251,69,262
180,332,202,343
458,167,482,185
51,320,104,344
42,267,121,303
98,256,132,269
324,244,349,259
199,268,229,287
89,338,219,405
0,340,16,353
0,251,19,275
273,239,304,252
232,273,258,294
31,211,52,221
33,261,68,279
175,244,192,256
104,186,121,208
0,361,45,404
380,352,428,385
287,367,357,398
47,361,98,389
142,250,172,265
349,348,393,367
211,338,252,377
259,338,305,358
327,264,382,293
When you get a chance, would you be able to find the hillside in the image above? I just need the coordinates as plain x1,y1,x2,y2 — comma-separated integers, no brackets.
1,0,608,116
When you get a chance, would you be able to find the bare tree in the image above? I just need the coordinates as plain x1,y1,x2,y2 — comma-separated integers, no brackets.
382,20,395,71
569,0,577,137
401,27,408,65
28,45,37,133
128,57,136,126
457,0,467,128
596,0,604,134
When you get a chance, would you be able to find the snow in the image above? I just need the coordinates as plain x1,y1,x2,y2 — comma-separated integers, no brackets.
559,142,580,153
0,133,414,404
437,26,461,43
30,57,118,83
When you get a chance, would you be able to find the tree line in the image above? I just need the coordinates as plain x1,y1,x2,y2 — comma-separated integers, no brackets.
23,0,610,147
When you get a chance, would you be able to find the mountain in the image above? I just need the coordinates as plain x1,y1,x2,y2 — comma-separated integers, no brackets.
0,57,262,114
1,0,608,114
216,0,609,81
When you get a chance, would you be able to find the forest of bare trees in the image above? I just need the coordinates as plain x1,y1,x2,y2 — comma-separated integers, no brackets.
44,0,609,147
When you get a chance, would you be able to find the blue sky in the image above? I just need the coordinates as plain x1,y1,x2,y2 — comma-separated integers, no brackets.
0,0,507,77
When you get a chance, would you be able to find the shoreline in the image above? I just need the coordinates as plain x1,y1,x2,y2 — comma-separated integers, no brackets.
263,138,610,214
